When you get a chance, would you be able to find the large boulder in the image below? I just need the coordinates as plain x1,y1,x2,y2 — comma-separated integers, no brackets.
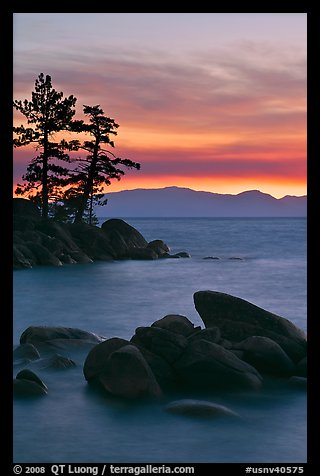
296,357,307,377
151,315,199,337
20,326,104,346
83,337,130,382
194,291,307,362
13,344,40,362
24,242,63,266
98,345,162,399
13,368,48,398
165,399,239,419
131,327,188,364
125,247,158,260
232,336,295,377
187,327,221,344
136,346,176,389
174,339,263,390
147,240,170,257
101,219,148,258
68,223,115,260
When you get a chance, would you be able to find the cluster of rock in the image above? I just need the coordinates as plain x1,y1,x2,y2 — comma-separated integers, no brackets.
14,291,307,410
13,198,190,269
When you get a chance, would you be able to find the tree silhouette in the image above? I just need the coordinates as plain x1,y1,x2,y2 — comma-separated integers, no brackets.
69,105,140,224
13,73,77,219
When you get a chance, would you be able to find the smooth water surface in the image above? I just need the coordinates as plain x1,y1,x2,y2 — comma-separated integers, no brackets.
13,218,307,463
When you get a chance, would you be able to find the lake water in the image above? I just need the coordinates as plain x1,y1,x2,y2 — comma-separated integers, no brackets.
13,218,307,463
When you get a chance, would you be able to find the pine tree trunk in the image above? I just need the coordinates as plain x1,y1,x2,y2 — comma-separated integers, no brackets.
42,132,49,219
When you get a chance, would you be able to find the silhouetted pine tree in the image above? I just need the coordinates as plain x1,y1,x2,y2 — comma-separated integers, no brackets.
69,105,140,224
13,73,77,219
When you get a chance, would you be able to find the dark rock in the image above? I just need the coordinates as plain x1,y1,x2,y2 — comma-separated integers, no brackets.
203,256,220,260
174,339,263,390
288,376,307,390
13,344,40,361
13,245,33,269
41,338,98,353
151,315,198,337
131,327,188,364
101,219,148,258
168,252,191,258
296,357,307,377
136,346,176,388
34,354,76,370
16,369,48,391
20,326,104,346
125,247,158,260
147,240,170,257
83,338,130,382
13,198,41,219
98,345,162,399
165,399,239,418
194,291,307,362
13,379,47,397
229,350,244,359
232,336,295,377
229,257,243,260
69,222,115,260
24,242,63,266
187,327,221,344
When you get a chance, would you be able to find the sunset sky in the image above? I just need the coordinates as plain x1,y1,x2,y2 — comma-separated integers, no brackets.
13,13,307,198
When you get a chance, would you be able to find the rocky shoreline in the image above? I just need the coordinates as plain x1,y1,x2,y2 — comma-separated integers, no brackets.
13,198,190,269
13,290,307,418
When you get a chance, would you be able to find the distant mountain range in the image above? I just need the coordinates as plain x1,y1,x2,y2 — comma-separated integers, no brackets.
95,186,307,217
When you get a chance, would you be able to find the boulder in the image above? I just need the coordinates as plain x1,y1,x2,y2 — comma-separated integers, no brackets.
101,219,148,258
194,291,307,362
167,252,191,259
165,399,239,418
13,245,33,269
174,339,263,390
147,240,170,257
24,242,63,267
296,357,307,377
151,315,198,337
131,327,188,364
13,379,47,397
187,327,221,344
232,336,295,377
20,326,104,346
131,344,176,388
125,247,158,260
14,369,48,397
13,344,40,362
16,369,48,391
98,345,162,399
13,198,41,219
83,338,130,382
69,223,115,260
25,354,76,370
288,376,307,390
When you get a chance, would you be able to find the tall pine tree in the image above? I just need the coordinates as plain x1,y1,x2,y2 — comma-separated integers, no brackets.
70,105,141,224
13,73,77,218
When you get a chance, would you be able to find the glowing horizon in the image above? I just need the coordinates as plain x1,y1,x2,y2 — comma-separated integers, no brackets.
13,13,307,199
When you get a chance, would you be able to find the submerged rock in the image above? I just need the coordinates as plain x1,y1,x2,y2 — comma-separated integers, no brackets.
165,399,239,418
20,326,104,346
288,376,307,390
13,344,40,362
16,369,48,391
194,291,307,362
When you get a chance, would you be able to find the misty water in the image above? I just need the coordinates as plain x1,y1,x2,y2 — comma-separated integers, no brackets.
13,218,307,463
